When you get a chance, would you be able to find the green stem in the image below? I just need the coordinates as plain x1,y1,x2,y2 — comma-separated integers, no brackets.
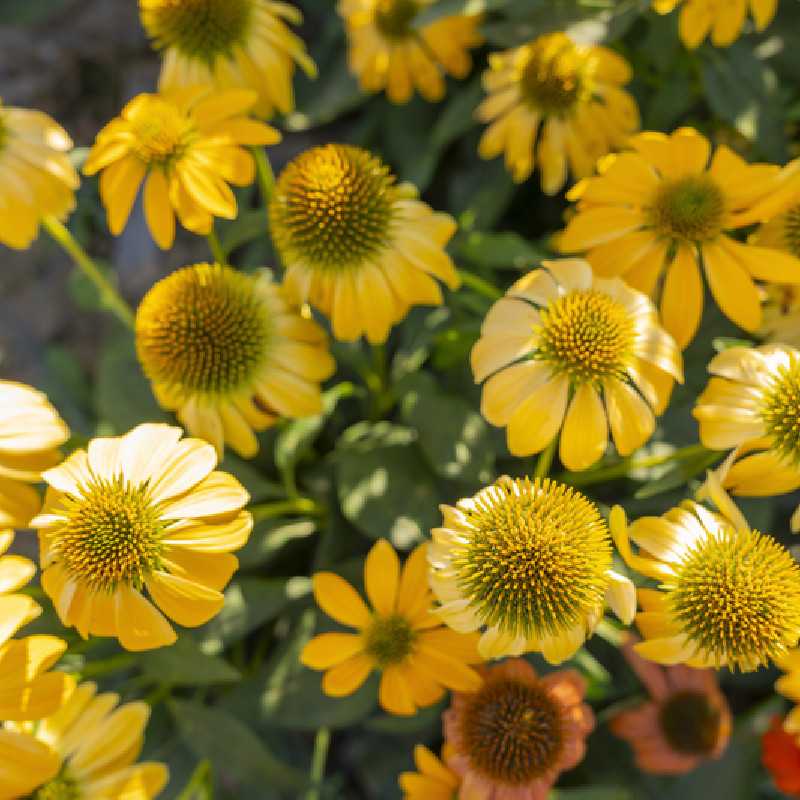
558,443,715,488
304,727,331,800
534,438,557,478
457,269,502,301
176,759,212,800
249,496,325,523
207,227,226,265
43,216,135,328
365,343,393,421
78,653,136,679
254,146,276,206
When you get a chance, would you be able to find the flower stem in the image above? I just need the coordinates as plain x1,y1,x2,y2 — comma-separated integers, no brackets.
42,216,135,329
364,343,393,421
207,227,226,265
534,438,557,478
249,496,325,523
458,269,502,301
304,727,331,800
254,146,276,206
176,759,212,800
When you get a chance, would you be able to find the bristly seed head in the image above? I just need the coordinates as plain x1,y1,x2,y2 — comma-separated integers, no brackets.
136,263,272,397
33,772,80,800
451,477,612,640
667,523,800,670
762,355,800,464
520,34,589,115
460,677,564,784
364,614,416,667
658,690,722,756
127,96,197,168
781,204,800,258
650,174,725,243
374,0,420,38
140,0,254,63
269,144,397,272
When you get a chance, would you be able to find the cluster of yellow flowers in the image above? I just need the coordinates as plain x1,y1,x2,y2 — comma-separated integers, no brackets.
4,0,800,797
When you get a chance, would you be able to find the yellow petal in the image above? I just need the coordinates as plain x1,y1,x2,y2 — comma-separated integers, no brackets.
506,374,569,456
146,571,225,627
364,539,400,616
301,633,365,670
114,586,176,652
143,169,175,250
604,379,654,456
312,572,371,629
321,653,373,697
378,666,416,715
559,383,608,471
660,246,703,350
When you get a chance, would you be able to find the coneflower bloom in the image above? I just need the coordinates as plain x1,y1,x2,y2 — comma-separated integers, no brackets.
33,423,252,651
471,259,683,470
83,87,280,249
338,0,483,104
610,636,732,774
429,475,635,661
477,32,639,193
398,744,460,799
139,0,316,118
301,539,483,716
444,658,594,799
611,473,800,671
136,263,335,458
559,128,800,348
0,101,79,250
270,144,459,343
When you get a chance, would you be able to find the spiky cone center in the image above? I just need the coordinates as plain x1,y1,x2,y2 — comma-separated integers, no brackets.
460,677,564,785
452,477,612,640
136,263,273,398
33,773,79,800
364,613,416,667
51,476,165,593
762,357,800,464
375,0,420,38
667,525,800,670
649,174,725,243
269,144,397,272
658,690,722,756
140,0,254,62
781,204,800,257
537,289,635,384
520,35,590,114
127,96,197,168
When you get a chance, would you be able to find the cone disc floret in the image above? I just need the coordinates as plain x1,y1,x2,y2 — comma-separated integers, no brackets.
537,289,635,383
650,174,725,242
375,0,419,38
453,477,612,639
127,96,197,168
140,0,254,62
658,690,722,756
782,204,800,257
762,356,800,463
364,614,416,667
136,263,272,397
270,144,397,272
520,34,589,114
668,524,800,670
33,773,80,800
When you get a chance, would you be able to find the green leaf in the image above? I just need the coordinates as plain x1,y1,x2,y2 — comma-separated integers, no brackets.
335,423,441,548
457,230,547,270
400,372,494,483
218,209,268,256
413,0,510,27
0,0,70,23
197,577,311,655
138,636,240,687
236,517,318,569
95,332,169,433
170,700,308,793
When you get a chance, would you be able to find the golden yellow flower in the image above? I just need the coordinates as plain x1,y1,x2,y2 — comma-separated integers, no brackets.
338,0,482,104
139,0,316,118
301,539,483,716
136,263,335,458
2,681,167,800
775,649,800,737
32,423,252,652
653,0,777,49
477,32,639,194
471,259,683,470
429,476,635,662
83,87,280,250
559,127,800,348
399,745,460,800
0,101,78,250
611,475,800,671
270,144,460,343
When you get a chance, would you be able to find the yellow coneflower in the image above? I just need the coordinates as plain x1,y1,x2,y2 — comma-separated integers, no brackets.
83,87,280,250
559,127,800,348
398,745,460,799
652,0,777,49
301,539,483,716
338,0,483,104
610,636,731,774
2,682,167,800
32,423,252,652
429,476,635,661
477,32,639,193
611,474,800,671
270,144,460,343
0,101,79,250
136,263,335,458
443,659,594,799
694,344,800,525
139,0,316,118
471,259,683,470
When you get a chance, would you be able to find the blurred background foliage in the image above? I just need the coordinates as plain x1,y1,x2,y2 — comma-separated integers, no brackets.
2,0,800,797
